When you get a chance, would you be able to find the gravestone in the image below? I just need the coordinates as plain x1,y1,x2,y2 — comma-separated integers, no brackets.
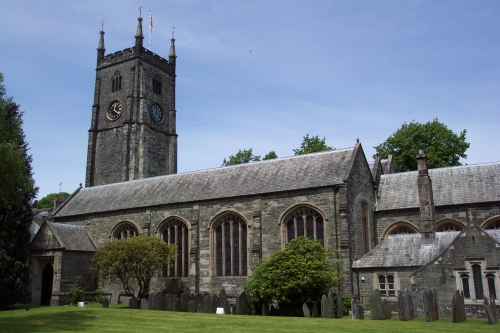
231,304,236,315
174,299,181,312
165,294,173,310
129,297,139,309
188,300,197,312
357,306,365,319
269,304,276,316
423,289,438,322
140,298,148,310
262,303,269,316
382,299,392,319
351,299,359,319
312,303,319,318
303,303,311,317
173,295,179,306
153,294,160,310
236,292,247,315
102,299,109,308
204,295,213,313
321,295,328,318
328,292,335,318
196,293,204,308
336,290,343,318
218,289,227,307
191,293,196,301
166,302,173,311
181,292,191,312
223,300,231,315
369,289,384,320
432,289,439,321
483,294,498,325
451,290,466,323
403,289,414,320
212,294,219,313
197,304,203,313
147,292,155,310
158,295,166,311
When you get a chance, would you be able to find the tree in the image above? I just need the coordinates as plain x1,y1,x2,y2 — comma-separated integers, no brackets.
374,118,470,172
263,151,278,160
293,134,333,155
92,236,177,300
244,237,342,316
222,148,261,166
0,73,37,309
33,192,70,209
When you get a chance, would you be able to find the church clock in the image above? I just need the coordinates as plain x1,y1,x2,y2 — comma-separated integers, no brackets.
150,103,163,123
107,100,122,120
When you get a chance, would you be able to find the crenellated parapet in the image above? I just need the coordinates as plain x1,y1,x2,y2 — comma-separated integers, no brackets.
98,47,175,74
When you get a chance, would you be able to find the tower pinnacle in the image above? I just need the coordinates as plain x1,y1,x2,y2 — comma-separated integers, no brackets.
97,24,105,63
135,17,144,49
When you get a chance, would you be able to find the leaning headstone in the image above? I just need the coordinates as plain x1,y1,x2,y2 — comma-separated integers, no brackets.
197,304,203,313
223,300,231,315
140,298,148,310
196,293,204,308
218,289,227,307
303,303,311,317
328,292,335,318
204,294,213,313
129,297,139,309
158,295,166,311
212,294,219,313
321,295,328,318
351,299,359,319
382,299,392,319
336,291,343,318
451,290,466,323
188,300,197,312
181,292,191,312
312,303,319,318
173,299,181,312
483,294,498,325
102,298,109,308
236,292,247,315
369,289,385,320
262,303,269,316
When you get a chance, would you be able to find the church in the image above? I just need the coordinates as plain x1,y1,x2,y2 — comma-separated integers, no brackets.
29,16,500,316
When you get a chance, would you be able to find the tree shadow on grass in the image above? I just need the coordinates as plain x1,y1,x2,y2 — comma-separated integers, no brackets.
0,309,96,332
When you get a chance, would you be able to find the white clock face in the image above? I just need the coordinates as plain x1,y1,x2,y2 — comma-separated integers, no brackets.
150,104,163,123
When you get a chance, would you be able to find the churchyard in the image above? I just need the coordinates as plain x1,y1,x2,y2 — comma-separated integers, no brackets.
0,303,498,333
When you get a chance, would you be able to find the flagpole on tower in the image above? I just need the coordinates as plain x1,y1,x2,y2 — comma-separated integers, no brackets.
149,11,152,50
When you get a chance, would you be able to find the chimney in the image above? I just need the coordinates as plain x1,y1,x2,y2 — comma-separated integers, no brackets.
416,150,436,244
53,197,63,212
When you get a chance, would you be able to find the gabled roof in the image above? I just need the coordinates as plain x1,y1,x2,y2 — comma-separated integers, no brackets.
352,232,459,269
377,162,500,211
55,148,354,218
30,221,96,252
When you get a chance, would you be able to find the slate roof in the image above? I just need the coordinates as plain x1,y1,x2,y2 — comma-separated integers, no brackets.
352,232,459,269
55,148,354,218
31,222,96,251
377,162,500,211
486,229,500,243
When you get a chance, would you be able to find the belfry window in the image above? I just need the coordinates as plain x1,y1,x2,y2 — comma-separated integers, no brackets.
113,222,139,241
153,76,162,95
284,207,324,246
160,219,189,277
112,71,122,92
213,214,247,277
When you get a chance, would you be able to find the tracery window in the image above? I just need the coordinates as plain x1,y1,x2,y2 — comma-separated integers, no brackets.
213,214,247,277
378,274,395,297
153,75,162,95
436,219,465,232
113,222,139,241
284,207,324,246
112,71,122,92
382,221,419,239
159,219,189,277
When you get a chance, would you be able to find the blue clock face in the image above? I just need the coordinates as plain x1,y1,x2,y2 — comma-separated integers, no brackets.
150,104,163,123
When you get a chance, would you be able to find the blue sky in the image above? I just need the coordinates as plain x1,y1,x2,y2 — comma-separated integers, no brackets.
1,1,499,200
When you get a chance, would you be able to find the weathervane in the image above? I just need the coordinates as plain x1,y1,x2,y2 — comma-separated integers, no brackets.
99,20,105,31
139,6,143,18
172,26,175,38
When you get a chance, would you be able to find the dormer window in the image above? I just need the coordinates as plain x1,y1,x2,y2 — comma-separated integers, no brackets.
112,71,122,92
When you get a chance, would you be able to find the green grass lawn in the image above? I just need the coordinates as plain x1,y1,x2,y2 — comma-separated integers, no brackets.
0,303,497,333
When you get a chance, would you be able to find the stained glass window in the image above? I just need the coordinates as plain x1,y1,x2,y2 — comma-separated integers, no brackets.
216,225,223,276
224,222,231,276
284,208,325,246
160,220,189,278
214,214,248,277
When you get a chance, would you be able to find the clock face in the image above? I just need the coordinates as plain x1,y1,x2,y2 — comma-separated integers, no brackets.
150,104,163,123
107,101,122,120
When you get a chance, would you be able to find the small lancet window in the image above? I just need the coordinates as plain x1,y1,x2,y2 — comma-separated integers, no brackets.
112,71,122,92
153,76,162,95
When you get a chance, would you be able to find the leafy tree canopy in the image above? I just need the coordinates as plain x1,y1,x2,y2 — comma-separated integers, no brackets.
245,237,342,316
0,72,37,309
263,151,278,160
374,118,470,172
33,192,70,209
222,148,260,166
293,134,333,155
92,236,177,300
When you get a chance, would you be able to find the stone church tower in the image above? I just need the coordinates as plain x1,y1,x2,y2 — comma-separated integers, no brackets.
85,17,177,187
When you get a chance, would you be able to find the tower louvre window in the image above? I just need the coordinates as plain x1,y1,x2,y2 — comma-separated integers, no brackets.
153,76,162,95
112,71,122,92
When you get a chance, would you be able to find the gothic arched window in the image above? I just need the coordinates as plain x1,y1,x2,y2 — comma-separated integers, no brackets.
112,222,139,241
152,74,162,95
112,71,122,92
482,216,500,230
436,219,465,232
284,207,324,246
159,219,189,277
213,214,248,277
382,221,419,239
